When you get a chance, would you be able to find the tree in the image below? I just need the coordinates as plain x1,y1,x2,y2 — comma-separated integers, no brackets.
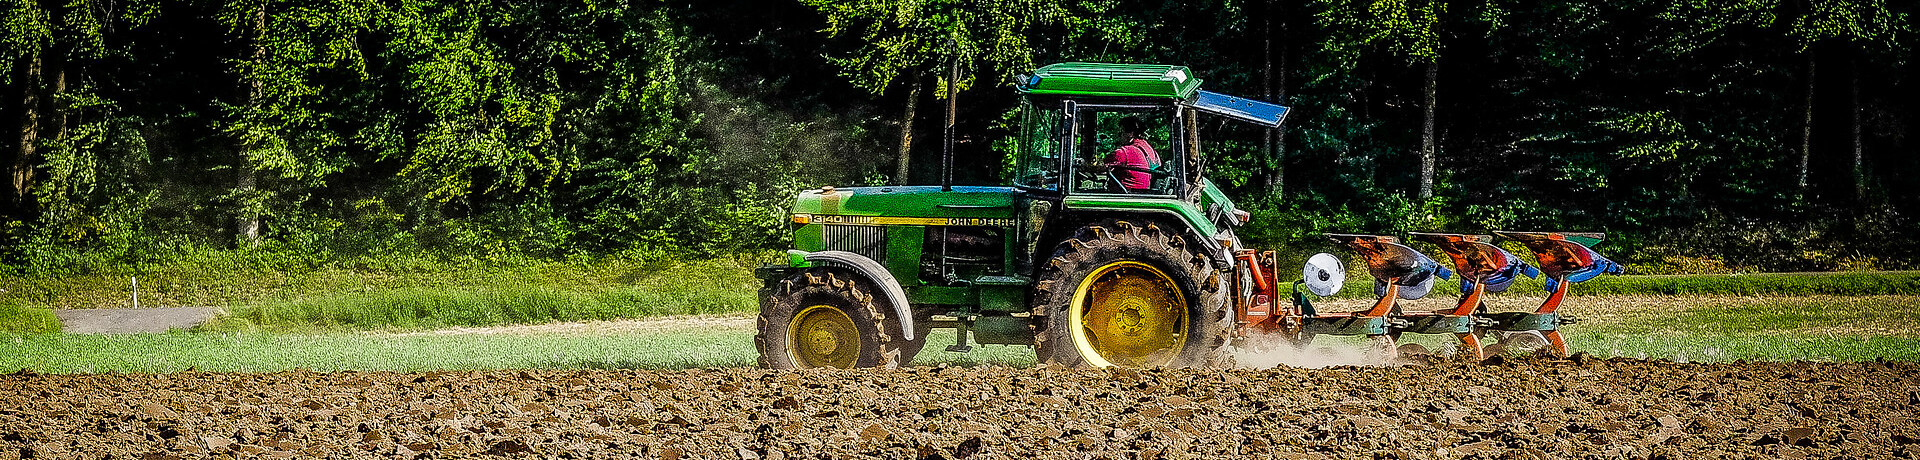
0,0,164,257
1314,0,1450,201
1788,0,1899,201
801,0,1072,184
1663,0,1902,203
1,0,156,219
215,0,379,245
1258,0,1296,203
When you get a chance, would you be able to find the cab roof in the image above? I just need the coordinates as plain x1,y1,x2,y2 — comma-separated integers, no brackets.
1016,62,1203,99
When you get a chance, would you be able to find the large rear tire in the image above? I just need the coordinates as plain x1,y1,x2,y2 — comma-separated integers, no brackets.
756,268,904,369
1032,220,1232,368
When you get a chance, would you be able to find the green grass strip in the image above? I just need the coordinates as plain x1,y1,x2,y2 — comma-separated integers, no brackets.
216,285,755,332
205,258,762,332
1575,271,1920,296
1571,334,1920,363
1597,295,1920,336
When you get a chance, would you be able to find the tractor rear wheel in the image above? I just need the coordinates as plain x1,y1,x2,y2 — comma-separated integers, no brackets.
756,268,904,369
1032,220,1232,368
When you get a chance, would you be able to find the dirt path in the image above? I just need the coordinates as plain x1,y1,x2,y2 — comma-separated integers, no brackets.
52,307,221,334
0,357,1912,459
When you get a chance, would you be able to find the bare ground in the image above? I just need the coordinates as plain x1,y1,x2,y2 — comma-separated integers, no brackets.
52,307,222,334
0,356,1914,459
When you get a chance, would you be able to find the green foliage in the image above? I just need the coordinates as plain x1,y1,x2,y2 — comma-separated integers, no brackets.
2,0,1918,274
1,0,882,267
218,0,374,183
0,300,59,334
1792,0,1901,49
1654,0,1776,54
803,0,1073,95
1316,0,1449,61
1617,205,1919,273
1237,192,1452,253
1597,110,1697,163
377,0,573,201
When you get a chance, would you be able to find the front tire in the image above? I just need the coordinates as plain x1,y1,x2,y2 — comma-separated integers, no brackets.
756,268,903,369
1032,220,1231,368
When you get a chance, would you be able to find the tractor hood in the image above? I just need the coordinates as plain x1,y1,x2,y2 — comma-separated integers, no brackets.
791,186,1019,225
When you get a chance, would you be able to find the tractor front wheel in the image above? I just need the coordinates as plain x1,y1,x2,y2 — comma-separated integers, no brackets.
1032,220,1231,368
756,268,904,369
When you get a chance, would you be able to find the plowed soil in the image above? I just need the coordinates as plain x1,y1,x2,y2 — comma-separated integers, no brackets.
1,357,1914,459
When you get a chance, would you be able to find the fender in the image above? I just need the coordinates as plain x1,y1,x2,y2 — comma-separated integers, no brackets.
792,250,916,341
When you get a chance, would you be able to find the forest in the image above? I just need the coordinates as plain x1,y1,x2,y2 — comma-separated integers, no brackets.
3,0,1915,275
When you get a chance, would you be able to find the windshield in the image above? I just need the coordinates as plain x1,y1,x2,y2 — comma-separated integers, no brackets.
1012,99,1183,196
1066,104,1179,196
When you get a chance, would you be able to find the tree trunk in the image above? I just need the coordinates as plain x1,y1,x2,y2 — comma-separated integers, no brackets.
1418,57,1437,201
11,53,42,216
49,52,66,141
235,4,267,246
1798,52,1814,195
895,77,923,185
1850,56,1864,201
1261,0,1288,204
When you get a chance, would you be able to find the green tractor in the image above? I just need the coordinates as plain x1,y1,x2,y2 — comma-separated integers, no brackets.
754,62,1289,369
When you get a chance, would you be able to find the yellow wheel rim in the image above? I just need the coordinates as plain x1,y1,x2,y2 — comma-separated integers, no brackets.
789,304,861,368
1069,261,1188,367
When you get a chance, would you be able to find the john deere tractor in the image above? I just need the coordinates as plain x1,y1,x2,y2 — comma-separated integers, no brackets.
754,62,1289,369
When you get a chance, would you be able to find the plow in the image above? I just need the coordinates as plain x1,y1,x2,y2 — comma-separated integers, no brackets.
1240,231,1623,363
753,61,1626,369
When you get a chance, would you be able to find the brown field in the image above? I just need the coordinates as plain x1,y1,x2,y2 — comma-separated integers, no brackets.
1,356,1914,459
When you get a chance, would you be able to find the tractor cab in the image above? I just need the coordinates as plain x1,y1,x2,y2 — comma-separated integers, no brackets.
1012,63,1287,198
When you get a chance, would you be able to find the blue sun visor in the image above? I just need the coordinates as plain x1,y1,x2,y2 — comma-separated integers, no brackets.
1186,90,1289,128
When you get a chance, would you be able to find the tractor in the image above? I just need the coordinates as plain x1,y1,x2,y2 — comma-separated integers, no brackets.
753,62,1282,369
752,62,1619,369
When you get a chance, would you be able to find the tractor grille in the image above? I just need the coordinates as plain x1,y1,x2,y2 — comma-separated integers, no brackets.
822,224,888,263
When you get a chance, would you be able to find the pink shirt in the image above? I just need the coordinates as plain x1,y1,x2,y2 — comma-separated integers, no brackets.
1106,139,1160,190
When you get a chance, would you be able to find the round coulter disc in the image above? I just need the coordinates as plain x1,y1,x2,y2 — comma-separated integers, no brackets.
788,305,862,368
1070,261,1188,367
1302,253,1347,297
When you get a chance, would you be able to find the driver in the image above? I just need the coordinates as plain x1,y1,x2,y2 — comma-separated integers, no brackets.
1102,116,1160,190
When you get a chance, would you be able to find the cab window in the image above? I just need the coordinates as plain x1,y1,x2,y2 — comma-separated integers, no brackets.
1011,100,1066,191
1066,107,1178,196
